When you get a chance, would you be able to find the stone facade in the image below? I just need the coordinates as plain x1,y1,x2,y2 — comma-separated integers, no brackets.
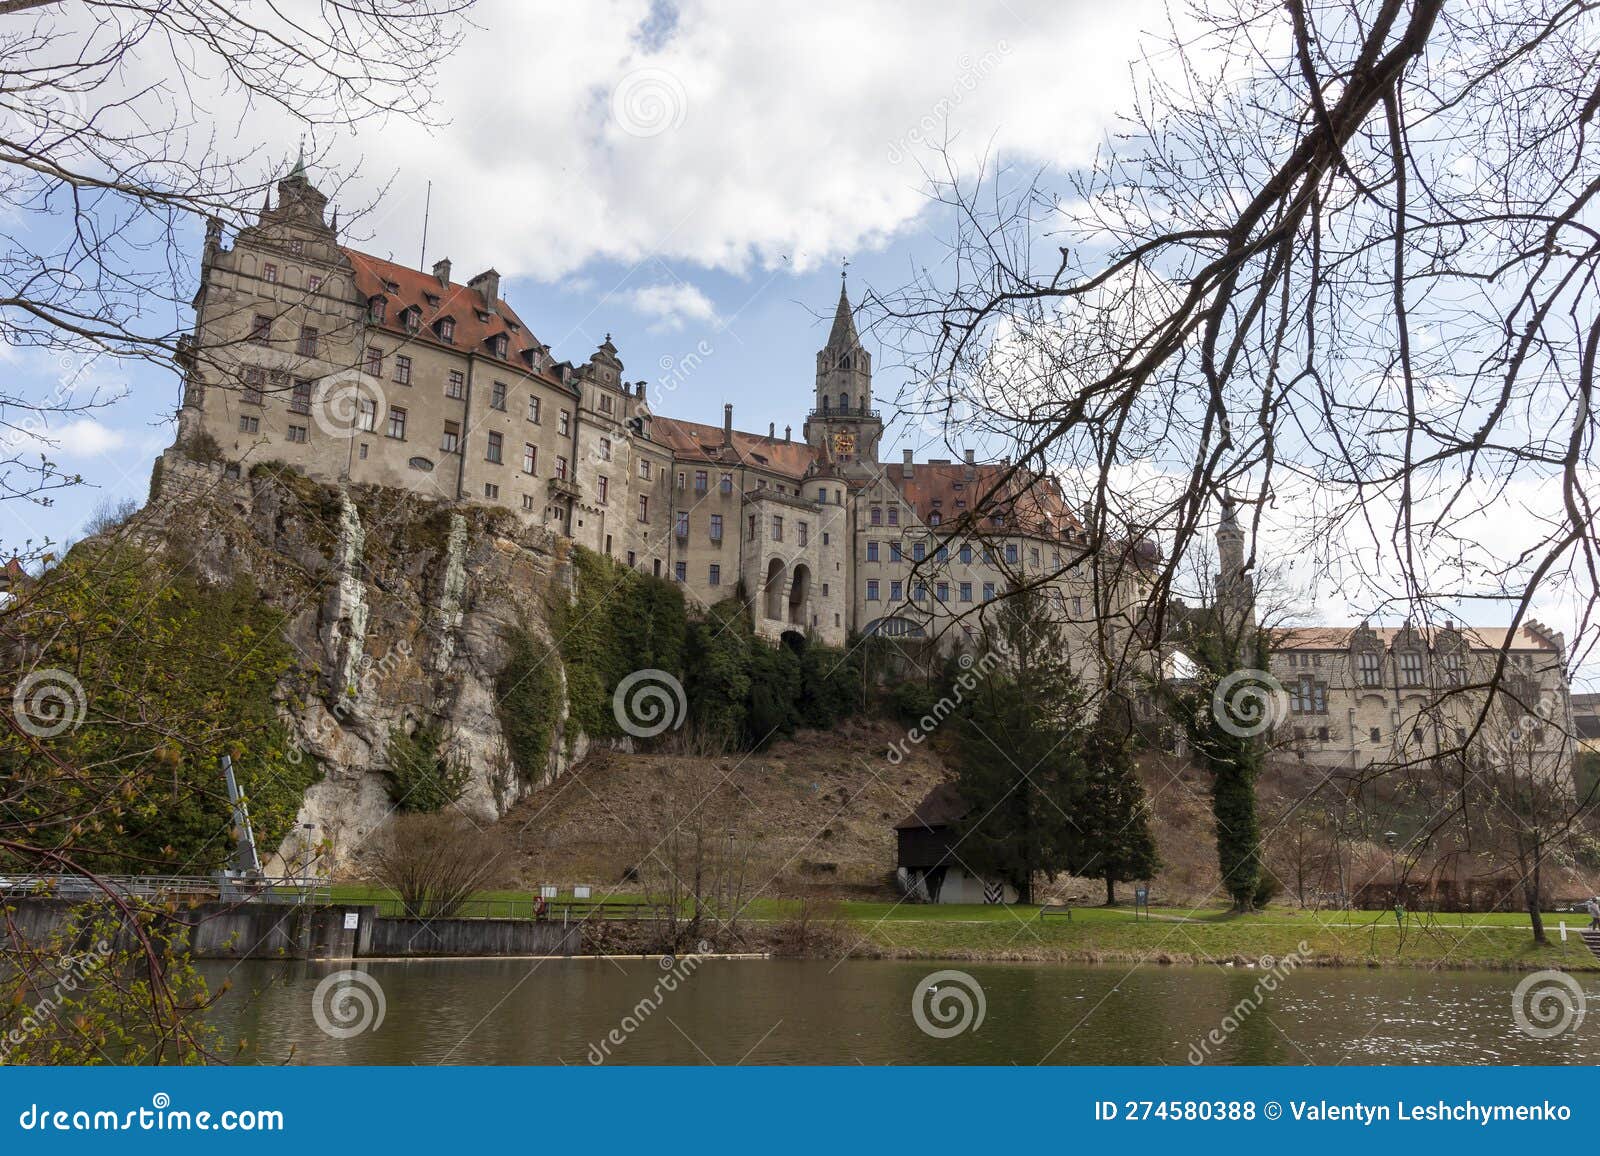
174,163,1150,662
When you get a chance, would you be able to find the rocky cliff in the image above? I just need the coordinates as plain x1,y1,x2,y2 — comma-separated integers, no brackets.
144,450,585,874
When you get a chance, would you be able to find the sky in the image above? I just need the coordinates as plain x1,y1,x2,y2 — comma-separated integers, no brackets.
3,0,1592,689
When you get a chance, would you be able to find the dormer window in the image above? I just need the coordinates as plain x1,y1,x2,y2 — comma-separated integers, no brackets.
384,280,399,294
437,317,455,343
476,310,491,323
368,296,386,324
425,293,441,307
490,333,508,358
402,306,420,333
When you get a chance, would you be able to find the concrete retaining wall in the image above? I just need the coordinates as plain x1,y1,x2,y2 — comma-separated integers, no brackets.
366,916,580,957
2,900,577,960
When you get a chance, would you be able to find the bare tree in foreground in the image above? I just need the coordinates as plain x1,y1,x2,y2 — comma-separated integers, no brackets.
0,0,471,533
884,0,1599,706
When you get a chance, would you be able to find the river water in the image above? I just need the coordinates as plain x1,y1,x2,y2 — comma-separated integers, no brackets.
202,957,1599,1065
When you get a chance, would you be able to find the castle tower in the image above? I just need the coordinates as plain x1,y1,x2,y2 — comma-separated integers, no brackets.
1215,490,1256,634
803,275,882,474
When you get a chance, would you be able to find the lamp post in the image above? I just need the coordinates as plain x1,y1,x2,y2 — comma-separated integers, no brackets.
1384,830,1399,908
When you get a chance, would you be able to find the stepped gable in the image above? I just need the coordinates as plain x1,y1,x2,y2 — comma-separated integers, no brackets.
891,460,1085,539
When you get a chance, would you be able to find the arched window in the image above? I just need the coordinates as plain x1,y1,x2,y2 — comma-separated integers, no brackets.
929,511,942,526
840,355,851,370
821,396,830,413
839,392,848,410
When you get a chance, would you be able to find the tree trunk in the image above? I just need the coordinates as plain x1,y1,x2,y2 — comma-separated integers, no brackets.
1523,851,1546,945
1105,875,1117,906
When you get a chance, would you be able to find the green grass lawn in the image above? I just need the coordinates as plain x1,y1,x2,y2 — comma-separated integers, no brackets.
328,884,1596,969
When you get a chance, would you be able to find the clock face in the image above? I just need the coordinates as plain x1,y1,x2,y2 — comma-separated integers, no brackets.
833,430,856,455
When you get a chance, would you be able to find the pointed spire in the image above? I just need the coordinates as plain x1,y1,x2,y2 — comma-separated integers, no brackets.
330,206,338,237
259,188,271,218
288,138,307,181
827,270,859,349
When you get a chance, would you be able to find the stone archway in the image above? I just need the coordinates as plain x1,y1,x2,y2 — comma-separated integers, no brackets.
788,563,812,626
764,556,787,620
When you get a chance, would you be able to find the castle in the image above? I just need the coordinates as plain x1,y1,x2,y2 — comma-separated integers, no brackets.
174,160,1149,660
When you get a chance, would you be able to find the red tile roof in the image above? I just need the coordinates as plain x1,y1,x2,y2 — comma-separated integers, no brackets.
342,248,568,388
891,462,1085,539
649,415,820,478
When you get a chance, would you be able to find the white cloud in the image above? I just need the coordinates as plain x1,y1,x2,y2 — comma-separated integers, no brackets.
322,0,1162,279
6,418,127,458
620,281,721,333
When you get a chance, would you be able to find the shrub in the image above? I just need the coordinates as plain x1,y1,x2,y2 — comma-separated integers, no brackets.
369,812,499,918
384,723,469,812
496,625,562,782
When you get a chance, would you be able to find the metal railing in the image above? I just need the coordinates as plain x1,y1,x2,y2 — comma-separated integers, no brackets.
0,874,330,905
364,896,672,922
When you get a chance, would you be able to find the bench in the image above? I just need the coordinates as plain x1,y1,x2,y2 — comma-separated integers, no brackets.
1038,903,1073,921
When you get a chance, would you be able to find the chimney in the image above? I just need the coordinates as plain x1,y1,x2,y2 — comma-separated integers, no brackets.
964,448,975,480
468,268,500,312
902,448,914,480
769,422,776,438
723,403,733,447
432,257,452,287
784,425,791,442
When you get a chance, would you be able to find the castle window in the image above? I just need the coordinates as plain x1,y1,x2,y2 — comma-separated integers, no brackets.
867,541,879,562
484,482,498,499
867,580,879,601
638,495,649,523
597,475,608,504
675,511,690,539
887,507,899,526
1358,651,1381,686
249,314,272,344
890,580,903,602
598,437,611,461
1072,596,1083,615
1399,651,1424,687
1005,543,1018,564
929,511,941,526
438,318,455,343
838,392,848,410
936,582,948,602
1442,652,1464,685
694,470,708,494
364,347,383,376
386,407,407,439
263,263,278,284
446,371,464,399
638,458,651,480
289,379,311,414
721,472,733,494
772,516,784,542
238,415,259,433
598,393,613,415
524,494,536,511
889,542,901,562
287,424,308,443
709,514,723,542
935,545,947,562
308,275,322,292
708,564,721,586
528,396,541,423
403,308,420,333
367,296,384,323
491,334,508,358
821,397,830,414
840,355,851,370
297,326,318,357
960,582,972,602
442,419,462,452
555,456,568,480
485,431,502,463
357,398,376,432
983,582,996,601
674,561,686,582
960,545,972,563
522,443,537,474
1370,727,1382,744
241,367,264,405
912,542,925,562
558,410,570,436
394,355,412,385
490,381,507,410
914,582,927,602
798,521,808,547
870,506,881,525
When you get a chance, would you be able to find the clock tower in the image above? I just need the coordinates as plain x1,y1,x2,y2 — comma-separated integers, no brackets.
804,275,883,475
